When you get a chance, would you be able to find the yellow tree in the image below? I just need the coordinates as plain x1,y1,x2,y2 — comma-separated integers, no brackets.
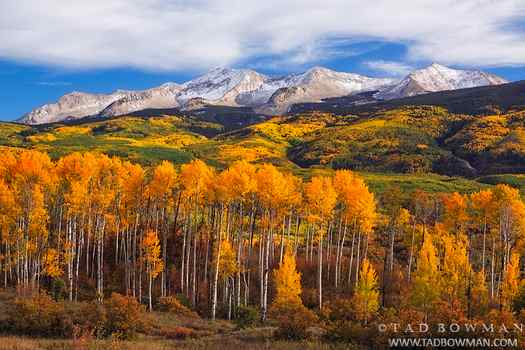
42,248,62,279
215,161,257,309
10,150,55,291
273,249,302,306
441,192,468,234
269,248,317,337
471,270,489,316
412,233,440,317
0,178,17,287
217,239,239,320
56,152,96,301
470,189,495,274
352,258,380,324
255,164,299,320
148,160,178,297
438,227,471,308
501,252,520,311
304,176,336,310
142,230,164,311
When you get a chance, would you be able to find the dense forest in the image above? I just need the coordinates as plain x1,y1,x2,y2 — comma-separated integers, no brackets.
1,148,525,348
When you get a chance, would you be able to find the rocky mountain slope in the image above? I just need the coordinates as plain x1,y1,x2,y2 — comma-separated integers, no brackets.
375,63,507,100
18,64,506,125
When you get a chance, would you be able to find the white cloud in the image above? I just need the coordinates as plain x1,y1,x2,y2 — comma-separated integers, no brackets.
0,0,525,72
364,60,413,77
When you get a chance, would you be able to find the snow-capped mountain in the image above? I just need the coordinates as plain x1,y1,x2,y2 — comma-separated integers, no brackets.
21,90,130,124
18,64,507,125
99,83,182,118
256,66,396,114
375,63,507,100
177,67,267,105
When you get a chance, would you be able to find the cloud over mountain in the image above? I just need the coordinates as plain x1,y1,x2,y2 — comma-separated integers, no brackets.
1,0,525,71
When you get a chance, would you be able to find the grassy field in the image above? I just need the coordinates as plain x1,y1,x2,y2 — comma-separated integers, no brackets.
0,336,360,350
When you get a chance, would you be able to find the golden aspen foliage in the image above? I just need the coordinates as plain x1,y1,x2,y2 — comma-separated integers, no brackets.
273,250,303,306
142,230,164,279
120,160,145,213
180,159,215,205
351,258,380,323
42,248,62,278
333,170,376,233
148,160,178,201
501,253,521,311
438,227,471,305
255,164,292,212
470,189,495,225
218,239,238,279
412,233,440,313
492,185,525,251
472,270,489,316
441,192,468,234
304,176,336,224
214,160,257,204
0,179,16,237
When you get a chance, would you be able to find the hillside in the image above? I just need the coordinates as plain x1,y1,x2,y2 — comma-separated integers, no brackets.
2,104,522,195
290,79,525,116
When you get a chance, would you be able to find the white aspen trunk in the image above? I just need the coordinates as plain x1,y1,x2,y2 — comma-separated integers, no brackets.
318,225,323,310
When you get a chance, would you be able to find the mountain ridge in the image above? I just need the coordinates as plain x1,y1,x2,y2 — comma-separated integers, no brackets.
18,64,506,125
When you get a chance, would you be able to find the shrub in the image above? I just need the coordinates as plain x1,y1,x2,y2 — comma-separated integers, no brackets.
325,320,375,344
158,296,198,317
156,325,195,339
103,292,149,339
49,278,67,301
234,305,259,328
64,301,107,338
5,293,67,337
269,301,318,340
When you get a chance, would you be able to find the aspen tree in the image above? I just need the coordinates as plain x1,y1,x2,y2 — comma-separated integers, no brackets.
143,230,163,311
352,258,379,324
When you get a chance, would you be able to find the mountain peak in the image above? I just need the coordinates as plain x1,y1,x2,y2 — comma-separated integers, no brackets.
18,64,509,125
376,63,507,100
428,62,449,70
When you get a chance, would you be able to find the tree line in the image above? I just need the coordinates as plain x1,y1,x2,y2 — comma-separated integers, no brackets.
1,149,525,331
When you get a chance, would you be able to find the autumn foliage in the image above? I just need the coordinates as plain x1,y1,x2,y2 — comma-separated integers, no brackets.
0,149,525,346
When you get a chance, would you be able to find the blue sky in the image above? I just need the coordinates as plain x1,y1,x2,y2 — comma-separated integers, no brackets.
1,0,525,121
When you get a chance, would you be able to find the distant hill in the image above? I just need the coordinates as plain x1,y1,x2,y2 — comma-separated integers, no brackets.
290,80,525,116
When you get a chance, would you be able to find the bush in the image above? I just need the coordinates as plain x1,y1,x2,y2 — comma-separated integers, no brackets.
104,292,150,339
49,278,67,301
158,296,198,317
65,301,107,338
156,325,195,339
234,305,259,328
2,292,149,340
5,293,68,337
269,301,318,340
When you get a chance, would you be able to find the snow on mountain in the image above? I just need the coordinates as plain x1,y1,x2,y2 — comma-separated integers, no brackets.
375,63,507,100
17,64,508,125
177,67,267,105
99,83,182,118
256,66,396,114
19,90,130,124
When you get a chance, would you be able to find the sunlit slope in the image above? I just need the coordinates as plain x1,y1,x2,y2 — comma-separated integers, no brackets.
0,107,522,194
2,116,221,165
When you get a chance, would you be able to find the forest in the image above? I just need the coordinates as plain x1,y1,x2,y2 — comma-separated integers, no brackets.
1,148,525,349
